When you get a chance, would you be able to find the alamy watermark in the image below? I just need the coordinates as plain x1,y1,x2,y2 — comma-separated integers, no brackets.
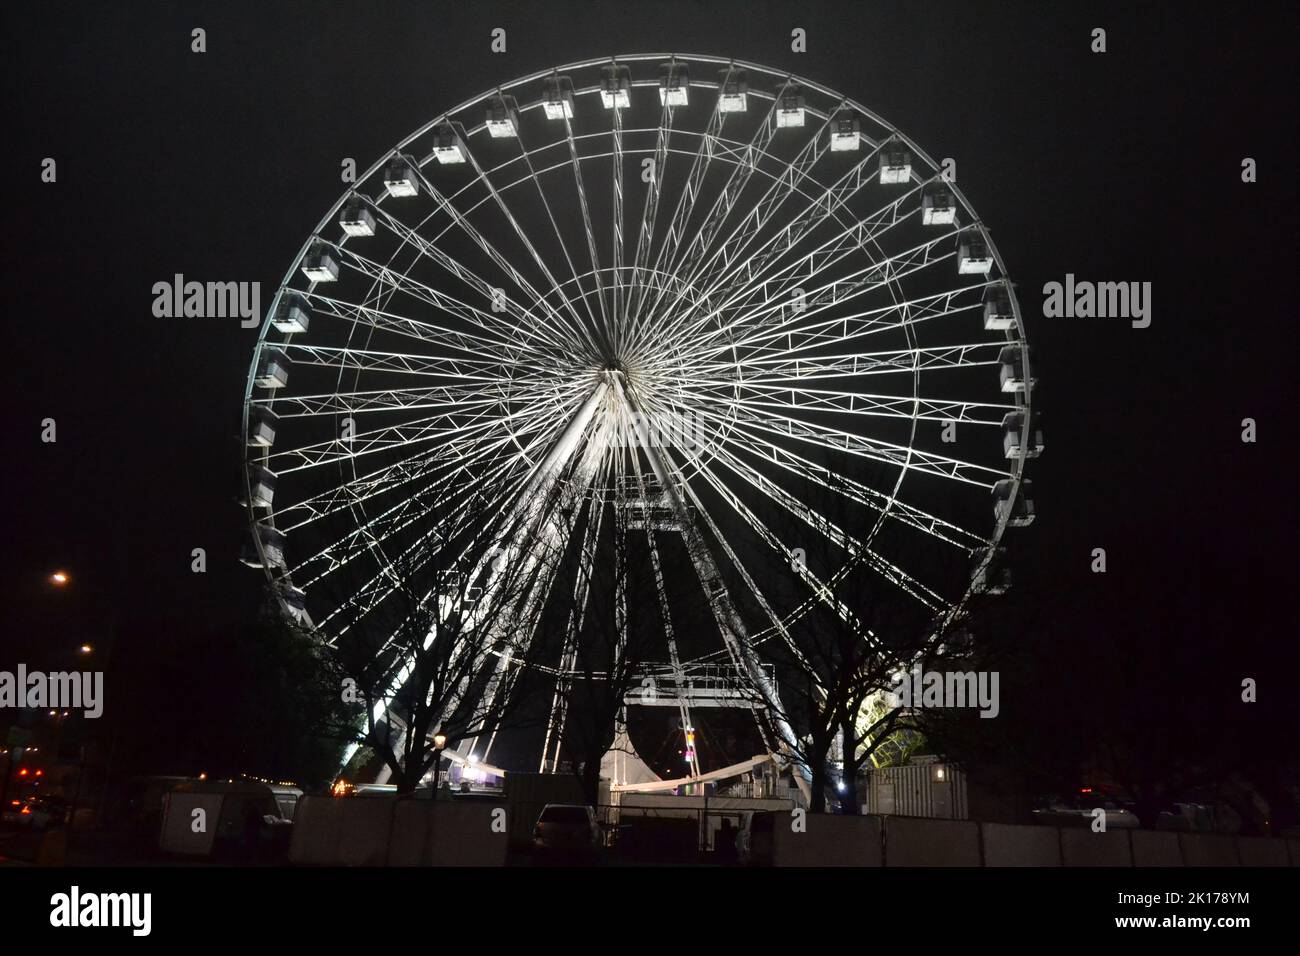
610,411,707,451
0,664,103,718
1042,274,1151,328
152,274,261,327
888,666,1000,719
50,886,151,936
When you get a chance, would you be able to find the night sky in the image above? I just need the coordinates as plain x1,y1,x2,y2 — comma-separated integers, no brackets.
2,1,1295,779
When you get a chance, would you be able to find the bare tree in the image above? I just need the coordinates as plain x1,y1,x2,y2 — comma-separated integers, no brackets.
531,474,711,806
751,461,973,812
320,485,549,795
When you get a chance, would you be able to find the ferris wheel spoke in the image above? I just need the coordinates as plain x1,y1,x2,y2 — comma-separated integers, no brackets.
678,140,909,321
697,283,999,364
314,460,542,643
276,424,538,540
691,341,1011,383
560,115,614,338
625,98,676,330
609,100,629,350
685,380,1017,427
688,398,1010,488
347,205,583,359
456,134,608,359
687,410,990,552
290,437,541,590
298,289,543,364
643,106,844,335
266,385,582,476
273,340,569,383
625,77,793,350
684,226,965,357
269,392,576,531
689,180,934,337
403,159,602,357
674,477,814,668
659,77,794,282
683,438,945,609
635,92,729,316
509,125,609,346
254,377,584,418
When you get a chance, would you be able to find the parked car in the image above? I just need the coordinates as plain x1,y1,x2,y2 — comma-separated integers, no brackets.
532,804,599,857
3,795,69,830
1032,793,1140,829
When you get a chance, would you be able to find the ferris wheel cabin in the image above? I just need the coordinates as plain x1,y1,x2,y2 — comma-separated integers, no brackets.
922,183,957,225
300,243,339,283
339,197,377,236
270,293,310,335
992,479,1036,528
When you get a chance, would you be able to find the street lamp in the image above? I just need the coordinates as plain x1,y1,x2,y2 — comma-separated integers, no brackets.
50,571,69,586
79,644,93,655
430,734,448,800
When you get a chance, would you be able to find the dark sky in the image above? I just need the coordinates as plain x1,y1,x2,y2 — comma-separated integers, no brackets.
2,1,1295,776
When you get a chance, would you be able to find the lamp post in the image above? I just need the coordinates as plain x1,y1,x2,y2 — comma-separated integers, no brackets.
431,734,447,801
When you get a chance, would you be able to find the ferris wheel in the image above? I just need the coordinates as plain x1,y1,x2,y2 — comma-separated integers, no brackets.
240,53,1041,780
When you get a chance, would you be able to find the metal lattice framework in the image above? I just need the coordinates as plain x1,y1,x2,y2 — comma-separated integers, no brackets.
240,54,1038,779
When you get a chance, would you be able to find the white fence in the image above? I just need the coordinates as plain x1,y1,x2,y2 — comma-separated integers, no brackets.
766,813,1299,867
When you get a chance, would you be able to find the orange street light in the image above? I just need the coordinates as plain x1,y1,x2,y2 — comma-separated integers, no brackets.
50,571,69,585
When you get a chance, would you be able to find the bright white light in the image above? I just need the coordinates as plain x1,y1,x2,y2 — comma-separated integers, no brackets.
384,177,418,198
486,114,518,139
776,106,805,128
600,87,630,110
543,98,573,120
830,129,860,152
719,92,747,113
659,85,688,107
434,142,466,164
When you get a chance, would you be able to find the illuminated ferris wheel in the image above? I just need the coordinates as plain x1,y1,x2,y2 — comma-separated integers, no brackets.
240,53,1041,780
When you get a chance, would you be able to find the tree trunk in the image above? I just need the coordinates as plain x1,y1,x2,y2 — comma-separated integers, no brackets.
580,759,601,808
839,718,861,815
